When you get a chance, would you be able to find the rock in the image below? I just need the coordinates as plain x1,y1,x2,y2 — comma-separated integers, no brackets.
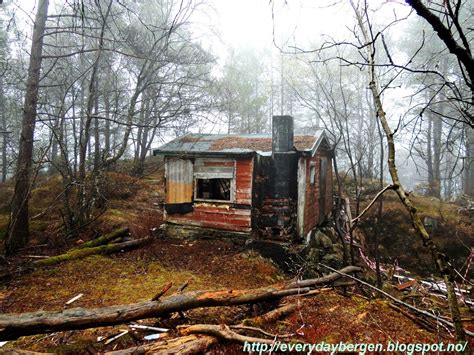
314,230,333,249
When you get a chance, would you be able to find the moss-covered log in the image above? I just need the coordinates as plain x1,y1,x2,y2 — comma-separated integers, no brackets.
34,236,151,267
73,227,130,250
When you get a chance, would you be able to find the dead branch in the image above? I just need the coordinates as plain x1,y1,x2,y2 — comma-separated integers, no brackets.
34,236,152,267
241,303,296,327
351,184,394,228
179,324,274,345
388,303,436,333
285,265,361,289
151,282,173,301
230,325,293,339
177,280,189,293
318,263,474,337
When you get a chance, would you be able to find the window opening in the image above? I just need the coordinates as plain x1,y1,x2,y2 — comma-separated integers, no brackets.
196,178,231,201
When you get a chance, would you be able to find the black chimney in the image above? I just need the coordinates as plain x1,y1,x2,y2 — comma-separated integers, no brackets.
271,115,297,200
272,115,294,153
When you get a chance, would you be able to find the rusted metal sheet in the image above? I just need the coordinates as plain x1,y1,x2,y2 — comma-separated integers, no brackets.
165,158,193,204
194,158,234,178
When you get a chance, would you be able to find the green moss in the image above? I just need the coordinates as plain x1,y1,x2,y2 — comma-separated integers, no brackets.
101,209,135,225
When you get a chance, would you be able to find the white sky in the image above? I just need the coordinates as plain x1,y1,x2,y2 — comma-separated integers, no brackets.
8,0,409,58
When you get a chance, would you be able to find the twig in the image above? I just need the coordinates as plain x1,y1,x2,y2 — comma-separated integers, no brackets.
152,282,173,301
177,280,189,293
129,324,169,333
65,293,84,305
351,184,394,228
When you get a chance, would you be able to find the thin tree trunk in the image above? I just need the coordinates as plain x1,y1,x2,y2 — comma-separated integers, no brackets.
427,114,434,194
432,113,442,198
77,1,112,224
5,0,49,255
94,78,100,171
0,76,7,183
350,0,465,342
375,109,384,289
464,126,474,197
104,95,110,155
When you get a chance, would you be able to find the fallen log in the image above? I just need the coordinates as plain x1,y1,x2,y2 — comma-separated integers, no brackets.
33,236,152,267
73,228,130,250
105,335,217,355
179,324,274,345
0,286,310,340
0,266,361,340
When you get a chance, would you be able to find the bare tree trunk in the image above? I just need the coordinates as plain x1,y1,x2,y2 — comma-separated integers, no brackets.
5,0,49,255
0,76,7,183
93,78,100,171
350,0,465,342
432,112,442,198
77,1,112,225
104,95,110,155
375,113,384,289
427,114,434,194
464,126,474,197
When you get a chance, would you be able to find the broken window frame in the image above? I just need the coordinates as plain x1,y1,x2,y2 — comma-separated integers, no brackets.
195,178,232,201
193,158,236,203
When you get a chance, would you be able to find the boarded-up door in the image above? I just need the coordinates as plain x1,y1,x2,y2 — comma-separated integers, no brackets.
165,158,193,213
319,157,327,222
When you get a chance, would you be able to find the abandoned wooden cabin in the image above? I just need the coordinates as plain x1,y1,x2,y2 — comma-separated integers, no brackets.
153,115,333,243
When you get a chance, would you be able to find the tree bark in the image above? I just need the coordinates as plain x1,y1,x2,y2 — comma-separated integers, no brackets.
5,0,49,255
0,266,360,340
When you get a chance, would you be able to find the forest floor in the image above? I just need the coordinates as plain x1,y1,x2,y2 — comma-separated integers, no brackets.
0,167,472,353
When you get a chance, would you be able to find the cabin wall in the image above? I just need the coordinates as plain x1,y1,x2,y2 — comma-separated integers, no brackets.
302,151,333,236
165,156,253,233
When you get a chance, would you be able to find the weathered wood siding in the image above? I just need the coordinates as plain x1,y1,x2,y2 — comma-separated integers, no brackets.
302,152,333,235
235,159,253,204
166,157,253,233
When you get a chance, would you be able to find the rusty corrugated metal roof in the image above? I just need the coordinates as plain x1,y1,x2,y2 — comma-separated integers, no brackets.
154,130,328,156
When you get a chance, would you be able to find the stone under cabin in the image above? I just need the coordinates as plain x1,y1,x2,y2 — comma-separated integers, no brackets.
153,115,333,243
